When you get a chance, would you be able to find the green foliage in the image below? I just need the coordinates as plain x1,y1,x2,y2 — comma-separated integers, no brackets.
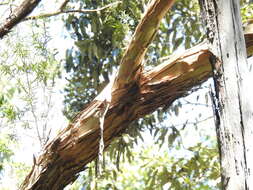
63,0,203,119
10,161,31,187
2,0,253,189
139,144,219,190
0,19,61,125
241,2,253,23
70,140,219,190
0,18,62,187
146,0,203,66
0,87,18,121
0,134,13,173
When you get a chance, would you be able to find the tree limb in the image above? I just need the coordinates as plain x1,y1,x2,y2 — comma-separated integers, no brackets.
0,0,42,39
24,1,122,21
113,0,175,89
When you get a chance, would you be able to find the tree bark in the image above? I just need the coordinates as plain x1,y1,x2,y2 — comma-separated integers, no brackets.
0,0,42,39
199,0,253,189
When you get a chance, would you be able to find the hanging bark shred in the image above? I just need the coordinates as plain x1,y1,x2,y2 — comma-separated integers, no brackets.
97,101,110,176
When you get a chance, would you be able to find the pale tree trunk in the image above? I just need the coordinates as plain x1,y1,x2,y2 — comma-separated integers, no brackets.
199,0,253,189
19,0,253,189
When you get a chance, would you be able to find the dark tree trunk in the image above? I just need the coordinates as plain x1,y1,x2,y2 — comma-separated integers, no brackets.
0,0,41,39
199,0,253,189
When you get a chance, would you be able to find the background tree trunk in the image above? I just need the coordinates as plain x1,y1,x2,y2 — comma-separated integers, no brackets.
0,0,41,38
199,0,253,189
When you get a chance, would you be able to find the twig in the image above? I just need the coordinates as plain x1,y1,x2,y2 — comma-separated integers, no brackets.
25,1,121,21
183,99,211,107
0,2,9,6
24,70,43,147
59,0,70,11
170,116,214,129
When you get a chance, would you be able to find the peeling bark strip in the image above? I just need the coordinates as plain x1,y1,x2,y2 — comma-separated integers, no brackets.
199,0,253,189
97,101,109,175
0,0,42,38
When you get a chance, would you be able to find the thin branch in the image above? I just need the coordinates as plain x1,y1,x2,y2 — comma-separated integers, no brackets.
24,1,121,21
24,70,43,147
0,2,9,6
183,99,211,107
177,116,214,128
59,0,70,11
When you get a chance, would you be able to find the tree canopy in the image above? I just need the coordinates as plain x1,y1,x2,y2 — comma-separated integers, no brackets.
0,0,253,189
